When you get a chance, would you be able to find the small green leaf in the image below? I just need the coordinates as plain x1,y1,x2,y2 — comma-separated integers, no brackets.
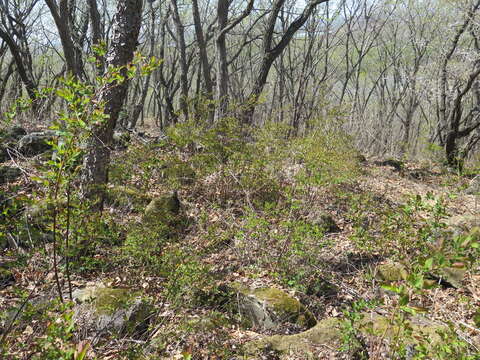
424,258,434,270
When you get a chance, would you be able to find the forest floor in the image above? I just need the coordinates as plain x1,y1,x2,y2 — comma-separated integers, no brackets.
1,129,480,359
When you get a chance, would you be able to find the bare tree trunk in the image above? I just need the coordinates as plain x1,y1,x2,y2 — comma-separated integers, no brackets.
0,29,38,109
81,0,143,209
87,0,105,74
44,0,83,78
440,0,480,168
214,0,229,121
213,0,255,122
243,0,329,124
170,0,189,120
192,0,214,99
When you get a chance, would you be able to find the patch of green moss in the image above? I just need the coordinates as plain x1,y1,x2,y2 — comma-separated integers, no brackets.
143,193,180,224
358,313,445,345
160,160,196,185
252,287,316,328
92,287,139,316
376,262,408,282
105,185,151,211
474,308,480,328
246,317,343,357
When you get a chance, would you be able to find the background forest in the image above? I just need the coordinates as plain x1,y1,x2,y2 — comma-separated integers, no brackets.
1,0,480,359
3,0,480,164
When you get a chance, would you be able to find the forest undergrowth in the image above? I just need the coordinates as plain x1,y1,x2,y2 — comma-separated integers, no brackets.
1,117,480,359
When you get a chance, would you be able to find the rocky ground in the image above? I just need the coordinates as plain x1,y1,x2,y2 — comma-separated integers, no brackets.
1,125,480,359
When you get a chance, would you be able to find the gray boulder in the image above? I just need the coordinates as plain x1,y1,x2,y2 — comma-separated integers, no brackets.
17,130,58,157
0,166,22,185
73,284,155,339
235,285,316,331
144,191,180,223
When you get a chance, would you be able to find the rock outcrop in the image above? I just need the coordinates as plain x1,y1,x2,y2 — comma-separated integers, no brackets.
17,130,57,157
235,286,316,331
73,283,154,339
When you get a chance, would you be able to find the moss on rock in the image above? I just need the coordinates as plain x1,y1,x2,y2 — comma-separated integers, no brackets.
252,288,317,328
73,284,154,338
105,185,151,211
376,262,408,282
235,285,316,331
143,192,180,224
245,317,343,357
247,312,449,358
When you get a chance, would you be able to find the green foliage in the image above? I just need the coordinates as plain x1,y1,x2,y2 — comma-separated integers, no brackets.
1,299,82,360
122,222,170,271
340,299,374,358
345,190,480,358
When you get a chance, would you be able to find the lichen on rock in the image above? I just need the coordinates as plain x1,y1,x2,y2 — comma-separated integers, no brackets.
235,285,316,331
73,284,154,339
376,262,408,282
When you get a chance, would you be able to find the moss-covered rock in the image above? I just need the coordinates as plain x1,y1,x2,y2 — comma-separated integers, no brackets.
5,126,27,140
17,130,57,157
376,262,408,282
236,285,316,331
105,185,151,211
143,191,180,223
245,317,343,357
246,312,449,359
436,266,466,289
73,284,154,338
159,160,196,185
311,213,340,233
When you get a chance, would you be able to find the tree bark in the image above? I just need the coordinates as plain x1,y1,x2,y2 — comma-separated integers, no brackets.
214,0,255,122
81,0,143,209
192,0,214,98
87,0,105,74
243,0,329,124
44,0,82,78
170,0,189,120
0,28,38,108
